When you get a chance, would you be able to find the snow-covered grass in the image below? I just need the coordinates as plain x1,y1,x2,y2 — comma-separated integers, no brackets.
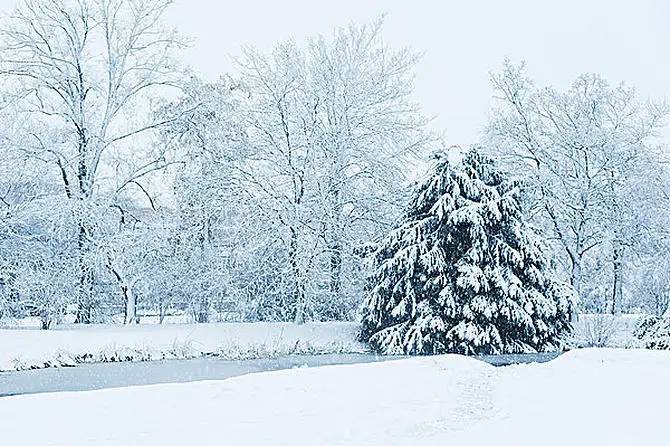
0,312,235,328
0,322,365,371
0,348,667,445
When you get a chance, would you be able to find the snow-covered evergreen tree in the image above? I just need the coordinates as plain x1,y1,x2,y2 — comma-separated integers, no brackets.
637,309,670,350
361,149,575,355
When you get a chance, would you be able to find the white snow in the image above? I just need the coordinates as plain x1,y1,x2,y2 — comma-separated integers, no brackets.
0,348,667,445
0,322,364,371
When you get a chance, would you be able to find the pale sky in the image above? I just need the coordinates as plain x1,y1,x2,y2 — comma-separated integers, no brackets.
2,0,669,145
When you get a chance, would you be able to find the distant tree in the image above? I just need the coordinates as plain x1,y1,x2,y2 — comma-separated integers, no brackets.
6,195,79,329
487,61,668,312
635,260,670,317
13,240,75,329
103,212,175,324
361,149,575,355
305,21,430,310
162,21,431,323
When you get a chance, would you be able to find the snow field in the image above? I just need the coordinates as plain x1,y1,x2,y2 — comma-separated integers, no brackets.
0,348,668,445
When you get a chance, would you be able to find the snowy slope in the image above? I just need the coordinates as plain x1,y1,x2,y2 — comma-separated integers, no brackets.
1,349,668,445
0,322,364,371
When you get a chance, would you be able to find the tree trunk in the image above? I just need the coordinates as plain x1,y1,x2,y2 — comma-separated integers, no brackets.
289,227,306,324
293,284,306,324
329,242,342,303
609,242,624,314
74,132,93,324
194,294,209,323
570,256,582,298
125,286,138,324
40,312,50,330
74,258,94,325
327,176,344,314
158,302,166,324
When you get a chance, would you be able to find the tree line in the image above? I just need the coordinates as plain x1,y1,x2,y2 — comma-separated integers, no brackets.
0,0,669,329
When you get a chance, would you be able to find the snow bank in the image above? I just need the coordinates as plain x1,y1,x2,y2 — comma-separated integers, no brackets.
0,349,667,445
0,322,365,371
482,348,670,445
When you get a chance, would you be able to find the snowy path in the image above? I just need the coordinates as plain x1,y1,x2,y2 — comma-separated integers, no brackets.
1,348,667,445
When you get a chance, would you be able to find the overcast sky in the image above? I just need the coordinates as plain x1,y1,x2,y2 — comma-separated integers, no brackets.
1,0,669,145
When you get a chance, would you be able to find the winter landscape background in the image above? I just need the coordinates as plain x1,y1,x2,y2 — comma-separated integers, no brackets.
1,0,669,444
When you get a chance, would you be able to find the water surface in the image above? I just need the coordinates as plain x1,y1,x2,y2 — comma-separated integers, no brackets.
0,351,561,397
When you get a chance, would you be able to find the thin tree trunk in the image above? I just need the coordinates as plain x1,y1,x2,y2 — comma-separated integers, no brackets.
608,172,624,315
571,256,582,299
75,246,94,325
568,257,581,324
329,242,342,303
609,242,623,315
158,300,166,324
328,182,343,307
195,297,209,323
290,227,306,324
108,264,135,325
40,311,50,330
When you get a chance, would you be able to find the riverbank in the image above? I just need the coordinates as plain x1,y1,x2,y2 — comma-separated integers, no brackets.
0,314,645,372
0,322,365,371
0,351,564,397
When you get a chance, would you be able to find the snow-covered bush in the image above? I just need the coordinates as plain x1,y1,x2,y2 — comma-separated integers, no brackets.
361,149,576,355
635,315,670,350
571,314,622,348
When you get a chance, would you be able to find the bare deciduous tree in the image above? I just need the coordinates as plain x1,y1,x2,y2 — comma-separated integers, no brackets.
163,21,432,323
0,0,185,322
487,61,667,311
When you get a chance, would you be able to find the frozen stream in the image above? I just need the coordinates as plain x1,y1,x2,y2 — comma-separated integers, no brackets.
0,352,561,397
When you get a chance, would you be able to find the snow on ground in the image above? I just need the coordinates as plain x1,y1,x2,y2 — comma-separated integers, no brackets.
0,322,364,371
0,348,667,445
